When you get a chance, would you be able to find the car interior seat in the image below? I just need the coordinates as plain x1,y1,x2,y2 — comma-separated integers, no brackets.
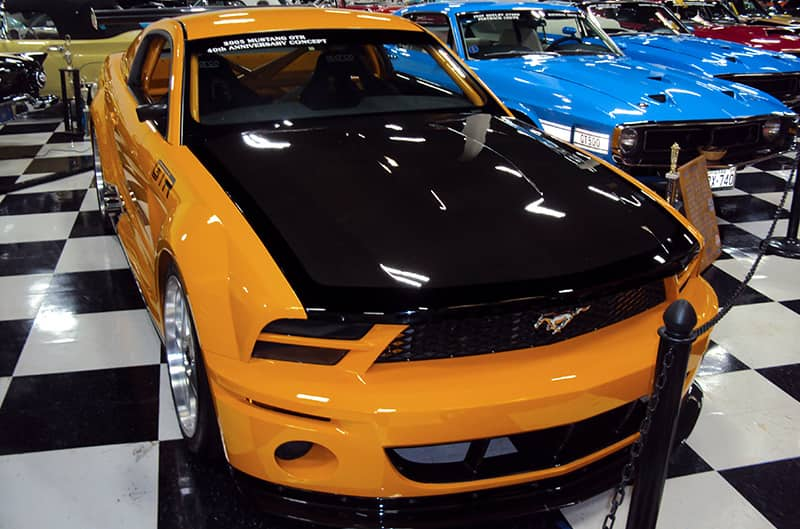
300,46,379,110
196,53,260,116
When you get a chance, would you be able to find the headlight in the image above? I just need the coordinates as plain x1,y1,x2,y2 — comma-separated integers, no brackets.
619,127,639,153
762,117,782,142
252,319,372,365
36,71,46,88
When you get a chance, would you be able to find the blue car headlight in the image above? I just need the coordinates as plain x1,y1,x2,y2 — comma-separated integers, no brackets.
762,117,782,142
619,127,639,153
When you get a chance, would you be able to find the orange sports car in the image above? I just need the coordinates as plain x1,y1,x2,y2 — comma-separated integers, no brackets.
90,7,717,523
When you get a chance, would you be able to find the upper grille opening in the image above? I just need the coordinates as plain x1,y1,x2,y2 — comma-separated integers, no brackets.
377,280,666,362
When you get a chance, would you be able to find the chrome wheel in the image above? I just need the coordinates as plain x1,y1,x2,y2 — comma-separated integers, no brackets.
164,275,199,438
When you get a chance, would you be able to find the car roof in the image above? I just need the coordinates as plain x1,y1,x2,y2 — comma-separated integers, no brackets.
177,7,423,41
409,1,581,13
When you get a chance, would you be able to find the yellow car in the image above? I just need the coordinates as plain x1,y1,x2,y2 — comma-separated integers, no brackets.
0,1,143,96
90,6,717,519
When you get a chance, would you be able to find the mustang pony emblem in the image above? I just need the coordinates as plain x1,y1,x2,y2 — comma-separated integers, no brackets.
535,306,591,335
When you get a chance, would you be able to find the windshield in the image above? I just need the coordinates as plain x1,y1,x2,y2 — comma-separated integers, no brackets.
670,2,739,25
455,10,621,58
728,0,770,16
186,29,491,126
587,3,691,35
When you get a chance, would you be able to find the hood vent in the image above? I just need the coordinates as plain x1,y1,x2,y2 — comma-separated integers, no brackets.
726,55,738,62
647,74,664,81
722,89,736,98
647,93,667,103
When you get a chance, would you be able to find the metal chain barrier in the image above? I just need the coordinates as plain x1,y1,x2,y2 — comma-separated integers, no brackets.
602,147,798,529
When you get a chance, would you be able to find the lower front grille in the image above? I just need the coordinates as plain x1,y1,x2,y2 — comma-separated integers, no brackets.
386,399,645,483
377,281,666,362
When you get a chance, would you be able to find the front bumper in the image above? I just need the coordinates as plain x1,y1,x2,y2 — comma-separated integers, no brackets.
204,276,717,499
230,384,703,528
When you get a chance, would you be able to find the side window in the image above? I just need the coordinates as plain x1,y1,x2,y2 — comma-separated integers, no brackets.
129,34,173,137
4,11,56,40
406,13,455,49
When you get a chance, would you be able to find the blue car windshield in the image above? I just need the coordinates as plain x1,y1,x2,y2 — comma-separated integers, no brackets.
456,10,621,59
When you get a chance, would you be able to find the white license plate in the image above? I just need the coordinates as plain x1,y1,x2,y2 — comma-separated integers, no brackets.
708,166,736,189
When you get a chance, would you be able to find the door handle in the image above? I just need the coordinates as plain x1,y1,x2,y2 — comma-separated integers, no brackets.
47,45,64,53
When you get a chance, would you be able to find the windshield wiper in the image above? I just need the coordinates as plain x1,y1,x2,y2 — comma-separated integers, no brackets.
479,49,538,57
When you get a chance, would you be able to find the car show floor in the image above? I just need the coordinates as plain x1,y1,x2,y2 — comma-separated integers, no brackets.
0,115,798,529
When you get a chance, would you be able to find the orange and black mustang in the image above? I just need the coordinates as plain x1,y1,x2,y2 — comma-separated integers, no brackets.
90,7,717,525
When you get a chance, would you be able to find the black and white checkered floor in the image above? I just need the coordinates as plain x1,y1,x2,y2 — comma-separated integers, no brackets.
0,116,798,529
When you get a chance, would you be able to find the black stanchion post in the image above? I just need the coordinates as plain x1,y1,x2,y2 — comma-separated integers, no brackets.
626,300,698,529
761,165,800,259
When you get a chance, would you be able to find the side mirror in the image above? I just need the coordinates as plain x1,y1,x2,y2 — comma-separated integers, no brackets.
562,26,577,36
136,103,167,123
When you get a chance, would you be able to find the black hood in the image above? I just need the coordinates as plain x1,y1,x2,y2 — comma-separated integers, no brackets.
188,112,698,316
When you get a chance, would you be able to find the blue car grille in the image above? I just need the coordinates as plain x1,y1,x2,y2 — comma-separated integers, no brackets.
376,280,666,362
717,73,800,108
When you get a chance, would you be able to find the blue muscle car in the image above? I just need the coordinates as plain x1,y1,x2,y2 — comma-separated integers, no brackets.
584,1,800,110
398,1,796,183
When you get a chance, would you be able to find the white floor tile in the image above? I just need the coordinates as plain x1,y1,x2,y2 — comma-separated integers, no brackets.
696,370,800,416
35,142,92,158
80,189,99,211
753,191,793,207
714,188,748,197
158,364,182,441
54,123,66,133
0,274,52,320
0,376,10,408
55,236,127,273
0,132,52,146
14,310,160,376
713,255,800,301
0,442,158,529
710,302,800,368
737,219,790,240
688,402,800,470
0,211,77,243
0,158,32,177
12,170,92,193
563,472,777,529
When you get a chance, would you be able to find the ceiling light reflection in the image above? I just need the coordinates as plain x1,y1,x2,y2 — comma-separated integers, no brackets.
242,132,290,150
525,198,566,219
380,264,430,288
389,136,426,143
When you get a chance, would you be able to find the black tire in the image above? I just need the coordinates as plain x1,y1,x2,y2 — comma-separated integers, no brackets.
163,265,224,460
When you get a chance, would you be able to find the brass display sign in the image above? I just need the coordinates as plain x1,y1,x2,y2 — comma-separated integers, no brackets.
678,155,722,270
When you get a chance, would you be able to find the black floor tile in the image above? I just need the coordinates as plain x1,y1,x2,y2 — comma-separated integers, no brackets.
717,224,762,252
23,155,92,175
667,442,713,479
0,365,159,454
734,172,789,194
40,269,145,314
47,131,88,144
0,176,17,191
0,145,40,160
0,319,33,377
158,440,573,529
696,341,750,377
758,364,800,403
0,121,59,134
714,195,789,223
752,156,795,171
0,189,85,215
69,210,116,238
782,299,800,317
0,240,64,276
701,266,771,306
721,457,800,529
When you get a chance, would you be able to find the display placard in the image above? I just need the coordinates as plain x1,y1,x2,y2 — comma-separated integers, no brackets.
678,155,722,271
